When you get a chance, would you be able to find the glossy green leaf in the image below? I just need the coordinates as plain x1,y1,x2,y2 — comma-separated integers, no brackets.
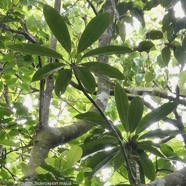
162,46,171,66
43,4,71,53
138,151,155,180
8,43,62,59
174,46,186,65
75,112,110,129
115,83,129,132
139,129,184,139
77,13,110,53
136,102,178,134
82,45,132,58
146,30,163,40
137,41,154,52
55,69,72,97
82,62,124,80
75,67,96,93
138,141,164,158
32,62,64,82
128,97,144,133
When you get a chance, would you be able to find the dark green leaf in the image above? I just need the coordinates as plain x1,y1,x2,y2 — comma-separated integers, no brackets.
83,135,117,156
128,97,144,133
159,0,173,8
116,2,132,17
146,30,163,40
82,45,133,58
182,37,186,47
137,41,154,52
85,149,119,177
0,108,11,118
75,67,96,93
181,0,186,14
43,4,71,53
144,0,159,10
162,47,171,66
75,112,110,129
82,62,124,80
138,151,155,180
139,129,184,139
115,83,129,132
55,69,72,97
138,141,164,158
77,13,110,53
8,44,62,59
174,46,186,65
131,7,145,27
136,102,178,134
32,62,64,82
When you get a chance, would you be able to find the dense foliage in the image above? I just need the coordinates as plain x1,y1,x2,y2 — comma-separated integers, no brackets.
0,0,186,185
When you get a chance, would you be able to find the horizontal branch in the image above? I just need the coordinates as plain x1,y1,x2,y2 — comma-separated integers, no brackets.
142,166,186,186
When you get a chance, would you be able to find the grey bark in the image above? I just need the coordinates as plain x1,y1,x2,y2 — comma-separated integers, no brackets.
25,0,115,179
142,167,186,186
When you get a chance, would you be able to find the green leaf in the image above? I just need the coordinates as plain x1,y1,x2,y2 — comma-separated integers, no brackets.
145,71,155,83
43,4,71,54
161,46,171,66
63,145,82,170
137,41,154,52
138,151,155,180
117,21,126,42
181,0,186,14
82,62,124,80
139,129,184,140
8,43,63,59
0,140,19,147
128,97,144,133
55,69,72,97
75,112,110,129
77,13,110,53
115,83,129,132
82,45,132,58
160,144,178,157
136,102,178,134
138,141,164,158
146,30,163,40
75,67,96,93
178,70,186,92
174,46,186,65
32,62,65,82
144,0,159,10
85,149,119,177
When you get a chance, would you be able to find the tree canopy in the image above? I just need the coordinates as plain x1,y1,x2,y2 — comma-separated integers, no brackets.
0,0,186,185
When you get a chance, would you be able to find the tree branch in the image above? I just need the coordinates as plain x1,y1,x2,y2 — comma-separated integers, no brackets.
142,167,186,186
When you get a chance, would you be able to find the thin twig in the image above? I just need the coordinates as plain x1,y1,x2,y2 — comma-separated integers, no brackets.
73,64,136,184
